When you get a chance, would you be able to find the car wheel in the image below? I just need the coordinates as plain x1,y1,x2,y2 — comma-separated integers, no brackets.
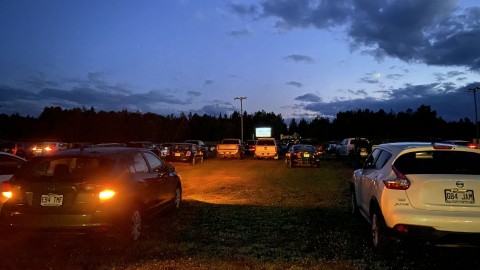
371,209,390,249
118,206,142,246
289,159,294,168
173,184,182,210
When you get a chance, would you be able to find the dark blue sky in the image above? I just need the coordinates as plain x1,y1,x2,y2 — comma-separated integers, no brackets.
1,0,479,121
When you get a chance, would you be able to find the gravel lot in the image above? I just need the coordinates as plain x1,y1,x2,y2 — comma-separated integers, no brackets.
1,156,479,269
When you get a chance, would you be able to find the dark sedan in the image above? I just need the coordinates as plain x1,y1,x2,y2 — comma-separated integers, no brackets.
285,144,321,168
0,147,182,245
166,143,204,165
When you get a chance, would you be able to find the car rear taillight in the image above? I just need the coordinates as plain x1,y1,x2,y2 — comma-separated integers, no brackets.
186,151,191,157
99,190,116,201
384,166,411,190
44,146,53,152
1,182,13,199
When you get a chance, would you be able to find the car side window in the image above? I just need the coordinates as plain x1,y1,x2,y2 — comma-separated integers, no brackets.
365,148,381,169
133,153,149,173
143,152,162,171
374,150,392,170
0,155,24,175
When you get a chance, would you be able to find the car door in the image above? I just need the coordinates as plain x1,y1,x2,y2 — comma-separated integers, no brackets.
357,148,382,213
143,151,176,205
130,152,163,214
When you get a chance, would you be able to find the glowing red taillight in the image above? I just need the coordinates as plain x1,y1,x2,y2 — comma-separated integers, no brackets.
44,146,53,152
468,143,478,149
383,166,411,190
80,183,116,201
1,182,13,199
186,151,191,157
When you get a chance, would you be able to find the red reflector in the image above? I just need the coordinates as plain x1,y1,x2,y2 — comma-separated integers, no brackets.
395,224,407,233
186,151,191,157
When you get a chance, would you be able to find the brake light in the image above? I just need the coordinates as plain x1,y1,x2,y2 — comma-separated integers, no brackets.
1,182,12,199
99,189,116,201
384,166,411,190
186,151,191,157
44,146,53,152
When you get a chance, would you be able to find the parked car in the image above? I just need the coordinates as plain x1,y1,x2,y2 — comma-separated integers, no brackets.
336,137,369,158
0,141,37,159
442,139,478,149
184,140,209,158
32,142,68,156
350,142,480,248
166,143,204,165
245,140,257,155
254,138,279,160
284,144,321,168
127,141,161,156
0,152,27,183
0,147,182,244
324,140,340,156
216,139,245,159
158,143,174,157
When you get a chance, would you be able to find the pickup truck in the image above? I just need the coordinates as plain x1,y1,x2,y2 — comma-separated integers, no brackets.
254,138,279,159
216,138,245,159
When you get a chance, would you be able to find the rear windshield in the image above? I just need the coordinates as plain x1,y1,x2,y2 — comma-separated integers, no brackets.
257,140,275,146
18,157,117,182
394,151,480,175
172,144,190,150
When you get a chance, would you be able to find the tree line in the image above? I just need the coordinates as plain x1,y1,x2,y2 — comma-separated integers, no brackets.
0,105,477,144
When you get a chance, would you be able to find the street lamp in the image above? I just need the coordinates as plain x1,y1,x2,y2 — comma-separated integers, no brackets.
468,87,479,147
234,96,247,143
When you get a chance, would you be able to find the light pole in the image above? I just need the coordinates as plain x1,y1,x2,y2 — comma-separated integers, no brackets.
468,87,479,147
234,96,247,143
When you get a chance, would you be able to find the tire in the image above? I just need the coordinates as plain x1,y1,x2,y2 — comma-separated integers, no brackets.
173,184,182,210
117,206,142,246
371,209,391,249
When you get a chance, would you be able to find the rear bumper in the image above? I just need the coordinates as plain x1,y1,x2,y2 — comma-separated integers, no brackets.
383,207,480,246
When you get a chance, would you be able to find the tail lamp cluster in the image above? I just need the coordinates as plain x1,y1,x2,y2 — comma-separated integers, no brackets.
383,166,411,190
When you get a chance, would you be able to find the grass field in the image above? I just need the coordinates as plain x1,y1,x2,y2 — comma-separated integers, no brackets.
1,156,479,269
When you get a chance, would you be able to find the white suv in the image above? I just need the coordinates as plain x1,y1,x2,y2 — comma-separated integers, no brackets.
350,142,480,248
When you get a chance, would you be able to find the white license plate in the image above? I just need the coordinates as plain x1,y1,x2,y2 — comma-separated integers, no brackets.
445,189,474,204
41,194,64,206
303,153,310,158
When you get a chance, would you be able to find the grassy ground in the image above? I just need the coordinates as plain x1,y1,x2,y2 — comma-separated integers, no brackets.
1,156,479,269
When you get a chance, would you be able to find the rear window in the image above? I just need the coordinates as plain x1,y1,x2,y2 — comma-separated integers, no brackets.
18,157,117,182
257,140,275,146
394,151,480,175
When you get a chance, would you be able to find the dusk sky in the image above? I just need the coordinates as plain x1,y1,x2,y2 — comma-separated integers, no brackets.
1,0,480,122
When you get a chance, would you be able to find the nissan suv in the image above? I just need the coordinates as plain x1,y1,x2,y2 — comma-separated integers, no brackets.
350,142,480,248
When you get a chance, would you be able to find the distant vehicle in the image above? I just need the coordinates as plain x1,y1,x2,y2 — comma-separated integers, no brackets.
284,144,321,168
0,152,27,183
0,141,37,159
442,140,478,149
337,137,369,158
127,141,161,156
216,139,245,159
184,140,209,158
166,143,204,165
67,142,94,149
32,142,68,156
254,138,279,160
158,143,174,157
324,141,340,155
244,140,257,155
94,142,127,147
350,142,480,248
0,147,182,244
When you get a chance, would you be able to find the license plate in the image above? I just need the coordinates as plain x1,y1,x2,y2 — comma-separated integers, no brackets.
303,153,310,158
41,194,64,206
445,189,474,204
175,152,181,156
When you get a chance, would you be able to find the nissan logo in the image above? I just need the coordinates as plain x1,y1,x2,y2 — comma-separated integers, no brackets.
455,181,464,188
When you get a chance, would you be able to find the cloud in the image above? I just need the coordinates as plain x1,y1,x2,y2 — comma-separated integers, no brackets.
297,82,477,121
295,93,322,102
228,28,252,37
286,81,303,88
188,91,202,97
256,0,480,71
204,80,214,86
284,54,315,63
